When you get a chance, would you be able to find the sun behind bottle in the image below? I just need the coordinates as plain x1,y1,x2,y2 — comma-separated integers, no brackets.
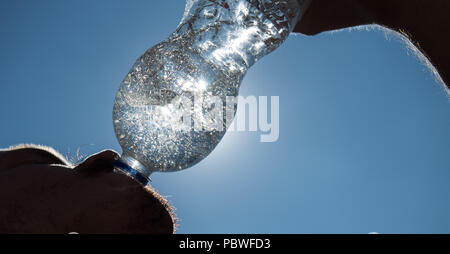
113,0,305,184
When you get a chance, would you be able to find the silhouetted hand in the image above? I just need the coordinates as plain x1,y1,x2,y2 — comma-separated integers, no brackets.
294,0,450,90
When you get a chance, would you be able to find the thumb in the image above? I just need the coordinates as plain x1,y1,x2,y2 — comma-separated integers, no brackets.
293,0,377,35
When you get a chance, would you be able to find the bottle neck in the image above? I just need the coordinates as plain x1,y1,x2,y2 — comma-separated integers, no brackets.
114,153,153,186
172,0,303,74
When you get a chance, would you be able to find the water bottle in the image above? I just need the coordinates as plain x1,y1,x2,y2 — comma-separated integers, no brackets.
113,0,307,185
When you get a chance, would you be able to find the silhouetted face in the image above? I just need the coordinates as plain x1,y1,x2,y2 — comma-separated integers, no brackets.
0,145,175,234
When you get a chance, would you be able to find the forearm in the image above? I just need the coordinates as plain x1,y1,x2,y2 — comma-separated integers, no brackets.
364,0,450,88
295,0,450,90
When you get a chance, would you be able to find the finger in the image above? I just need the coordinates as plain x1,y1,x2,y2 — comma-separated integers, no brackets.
294,0,376,35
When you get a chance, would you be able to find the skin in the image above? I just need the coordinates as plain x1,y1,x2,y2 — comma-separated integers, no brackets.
295,0,450,90
0,146,175,234
1,1,449,234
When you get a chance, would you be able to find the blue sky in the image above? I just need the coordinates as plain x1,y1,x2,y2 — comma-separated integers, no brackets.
1,0,449,233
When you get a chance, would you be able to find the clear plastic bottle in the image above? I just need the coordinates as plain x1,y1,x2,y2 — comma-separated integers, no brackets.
113,0,306,184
